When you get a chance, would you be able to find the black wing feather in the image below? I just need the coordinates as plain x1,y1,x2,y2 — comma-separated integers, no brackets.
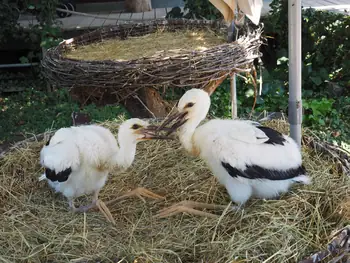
222,161,306,181
255,126,286,146
45,167,72,182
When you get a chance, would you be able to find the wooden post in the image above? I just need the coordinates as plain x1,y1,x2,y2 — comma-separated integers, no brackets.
125,0,152,13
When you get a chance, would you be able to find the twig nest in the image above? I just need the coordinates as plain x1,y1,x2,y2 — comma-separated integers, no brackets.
41,19,263,103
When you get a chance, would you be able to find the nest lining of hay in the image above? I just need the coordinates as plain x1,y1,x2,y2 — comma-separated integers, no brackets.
65,29,227,62
41,19,263,103
1,119,349,263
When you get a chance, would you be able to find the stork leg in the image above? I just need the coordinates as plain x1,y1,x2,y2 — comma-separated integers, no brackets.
68,191,115,224
68,198,95,213
104,187,165,206
154,200,239,219
72,191,99,213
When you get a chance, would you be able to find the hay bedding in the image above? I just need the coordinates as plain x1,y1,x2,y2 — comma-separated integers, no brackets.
0,120,349,263
64,30,227,61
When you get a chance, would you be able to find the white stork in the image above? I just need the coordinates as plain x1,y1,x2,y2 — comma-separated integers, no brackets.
155,88,311,218
39,118,168,222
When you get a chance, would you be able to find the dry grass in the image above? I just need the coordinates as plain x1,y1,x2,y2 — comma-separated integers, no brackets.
0,119,349,263
64,29,226,61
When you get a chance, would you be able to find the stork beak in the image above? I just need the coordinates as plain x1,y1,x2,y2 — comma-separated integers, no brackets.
136,125,175,140
157,111,188,136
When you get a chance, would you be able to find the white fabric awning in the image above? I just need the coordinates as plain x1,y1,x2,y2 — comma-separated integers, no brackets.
208,0,263,25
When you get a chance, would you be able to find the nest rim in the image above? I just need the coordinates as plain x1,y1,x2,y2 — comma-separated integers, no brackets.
41,18,263,103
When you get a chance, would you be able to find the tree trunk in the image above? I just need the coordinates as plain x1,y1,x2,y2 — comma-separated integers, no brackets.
124,0,152,13
122,87,169,118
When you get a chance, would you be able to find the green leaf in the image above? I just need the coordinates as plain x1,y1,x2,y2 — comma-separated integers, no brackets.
310,76,323,86
19,56,29,64
318,119,325,125
319,68,329,80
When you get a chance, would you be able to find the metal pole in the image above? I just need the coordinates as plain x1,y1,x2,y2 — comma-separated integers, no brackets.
228,20,238,119
288,0,302,148
0,63,39,68
230,74,237,119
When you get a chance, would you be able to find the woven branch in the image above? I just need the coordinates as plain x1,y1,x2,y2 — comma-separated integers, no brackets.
299,226,350,263
302,132,350,177
41,19,263,102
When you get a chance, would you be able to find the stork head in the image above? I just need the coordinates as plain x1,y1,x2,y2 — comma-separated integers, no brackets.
118,118,171,143
157,88,211,134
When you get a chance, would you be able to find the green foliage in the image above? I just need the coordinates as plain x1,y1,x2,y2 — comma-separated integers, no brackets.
0,3,21,46
255,0,350,144
0,0,62,64
303,98,335,127
181,0,222,20
30,0,63,49
263,0,350,93
0,84,130,143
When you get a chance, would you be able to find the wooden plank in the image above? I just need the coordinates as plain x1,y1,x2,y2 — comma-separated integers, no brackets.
155,8,166,19
89,12,107,28
119,11,133,21
131,11,144,20
64,15,85,29
142,10,154,20
103,11,122,26
76,15,95,29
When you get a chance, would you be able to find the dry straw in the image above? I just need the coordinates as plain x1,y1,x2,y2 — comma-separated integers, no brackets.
65,29,227,62
0,118,349,263
41,19,263,103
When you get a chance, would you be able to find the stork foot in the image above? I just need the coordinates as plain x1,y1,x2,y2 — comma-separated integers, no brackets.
96,199,115,225
154,200,238,219
71,201,97,213
69,198,115,224
105,187,165,205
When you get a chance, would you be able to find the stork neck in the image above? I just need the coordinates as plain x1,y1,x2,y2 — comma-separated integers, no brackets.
178,117,201,154
116,138,137,169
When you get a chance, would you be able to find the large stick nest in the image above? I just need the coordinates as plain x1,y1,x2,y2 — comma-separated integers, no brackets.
1,118,350,262
41,19,263,102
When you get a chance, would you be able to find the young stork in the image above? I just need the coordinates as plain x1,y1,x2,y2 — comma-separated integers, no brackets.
155,88,311,218
39,118,167,222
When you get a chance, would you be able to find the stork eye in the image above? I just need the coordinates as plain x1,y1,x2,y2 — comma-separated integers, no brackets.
131,124,142,130
185,102,195,108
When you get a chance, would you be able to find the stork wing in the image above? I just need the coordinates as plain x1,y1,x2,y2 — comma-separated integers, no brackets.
221,161,307,180
200,120,301,181
220,120,271,144
212,120,286,146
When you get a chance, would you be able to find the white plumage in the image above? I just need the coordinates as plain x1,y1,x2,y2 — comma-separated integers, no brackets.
155,89,311,218
39,118,165,219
